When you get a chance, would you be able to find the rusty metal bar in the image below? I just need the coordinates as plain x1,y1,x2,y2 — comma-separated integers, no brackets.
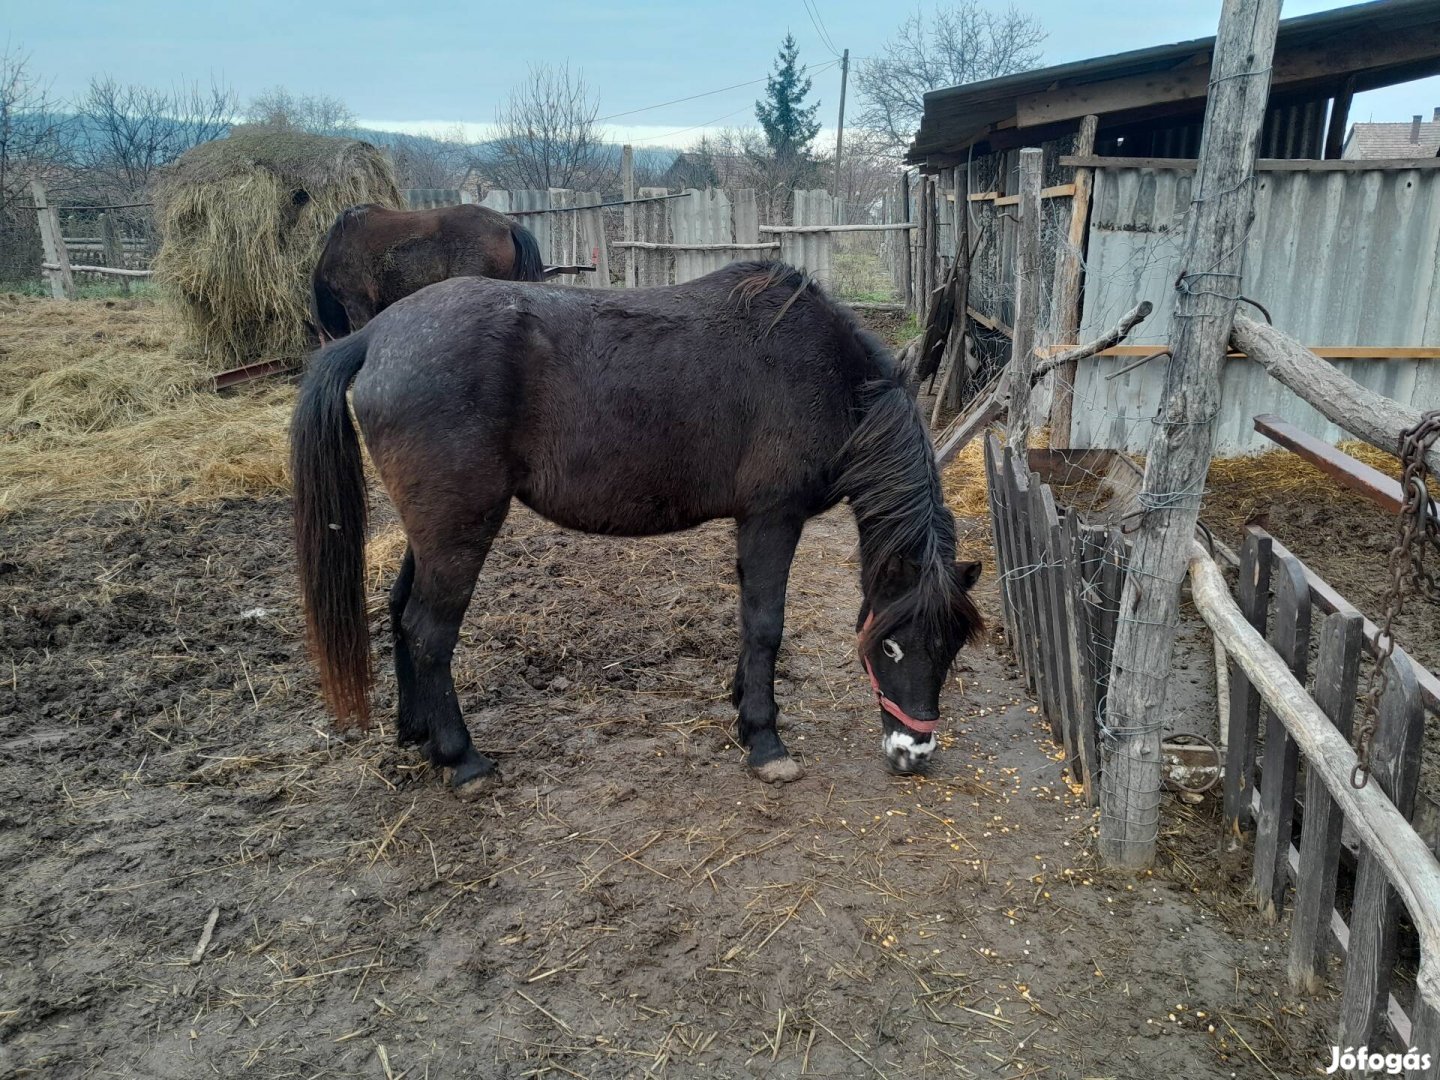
212,358,294,390
1254,413,1405,513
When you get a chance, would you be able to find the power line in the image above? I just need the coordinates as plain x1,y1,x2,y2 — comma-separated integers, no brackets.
802,0,842,59
595,75,774,123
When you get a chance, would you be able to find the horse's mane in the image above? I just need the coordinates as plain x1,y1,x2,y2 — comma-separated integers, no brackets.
833,356,983,659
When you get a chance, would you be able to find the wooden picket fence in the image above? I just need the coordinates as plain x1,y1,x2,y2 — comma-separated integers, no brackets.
983,434,1116,804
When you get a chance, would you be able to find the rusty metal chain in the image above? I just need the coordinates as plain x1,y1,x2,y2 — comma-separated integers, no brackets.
1351,409,1440,789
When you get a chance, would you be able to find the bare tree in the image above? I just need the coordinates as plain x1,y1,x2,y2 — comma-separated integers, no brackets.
0,48,70,211
388,128,476,191
77,76,235,196
856,2,1046,148
485,64,610,191
245,86,356,136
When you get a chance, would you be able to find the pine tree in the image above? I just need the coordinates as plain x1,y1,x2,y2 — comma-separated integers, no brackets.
755,34,821,160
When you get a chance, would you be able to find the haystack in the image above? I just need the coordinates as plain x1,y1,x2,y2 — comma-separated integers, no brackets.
153,129,401,366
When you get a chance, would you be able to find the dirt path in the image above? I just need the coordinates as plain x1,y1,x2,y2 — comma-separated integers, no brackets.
1,496,1336,1078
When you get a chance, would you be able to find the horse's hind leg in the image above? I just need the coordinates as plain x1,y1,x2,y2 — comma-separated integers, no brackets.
734,514,805,784
388,546,426,747
402,502,510,798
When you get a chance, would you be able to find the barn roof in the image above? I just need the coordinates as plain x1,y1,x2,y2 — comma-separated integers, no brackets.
906,0,1440,166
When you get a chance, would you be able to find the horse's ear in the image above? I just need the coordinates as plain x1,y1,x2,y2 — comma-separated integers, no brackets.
956,560,982,589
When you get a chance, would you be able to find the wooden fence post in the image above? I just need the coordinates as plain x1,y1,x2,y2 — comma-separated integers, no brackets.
1222,529,1272,837
98,213,130,296
899,172,914,312
1098,0,1281,869
1046,114,1098,449
1006,149,1043,449
1339,653,1425,1049
622,145,636,288
1288,610,1363,993
32,181,75,300
1251,553,1311,920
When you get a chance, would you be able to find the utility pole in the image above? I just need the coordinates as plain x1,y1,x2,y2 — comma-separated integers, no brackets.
834,48,849,222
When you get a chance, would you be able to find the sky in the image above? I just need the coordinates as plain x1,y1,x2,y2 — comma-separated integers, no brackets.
9,0,1440,149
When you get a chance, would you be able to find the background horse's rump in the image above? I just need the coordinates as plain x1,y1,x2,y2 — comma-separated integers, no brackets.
310,203,546,339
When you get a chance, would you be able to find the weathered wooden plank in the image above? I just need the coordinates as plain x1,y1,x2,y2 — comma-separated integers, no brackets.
1006,149,1043,450
1046,114,1098,450
1223,530,1272,837
1408,1000,1440,1080
1060,155,1440,172
1187,545,1440,1030
1046,504,1081,781
1099,0,1282,867
995,444,1032,677
983,435,1020,651
1025,473,1064,740
32,181,75,300
1091,529,1126,740
1340,654,1426,1048
1065,513,1100,803
1008,452,1049,704
1252,551,1312,919
1288,611,1364,993
1035,482,1073,752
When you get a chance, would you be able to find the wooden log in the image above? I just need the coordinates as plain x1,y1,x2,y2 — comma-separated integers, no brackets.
1289,611,1364,993
32,181,75,300
43,262,153,277
1252,553,1311,919
1223,530,1272,838
1031,479,1067,746
1099,0,1282,869
1007,149,1043,449
1188,544,1440,1025
1340,652,1426,1049
1046,114,1098,450
1233,316,1440,477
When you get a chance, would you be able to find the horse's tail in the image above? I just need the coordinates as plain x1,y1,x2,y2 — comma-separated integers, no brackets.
310,269,352,342
510,221,546,282
290,330,373,726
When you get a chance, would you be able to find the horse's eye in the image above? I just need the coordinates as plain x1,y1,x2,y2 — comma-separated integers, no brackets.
882,638,904,663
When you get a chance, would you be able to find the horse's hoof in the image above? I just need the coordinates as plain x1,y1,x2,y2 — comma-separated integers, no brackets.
449,749,500,800
752,756,804,784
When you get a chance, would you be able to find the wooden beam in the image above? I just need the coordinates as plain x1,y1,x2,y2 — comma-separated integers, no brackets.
966,306,1014,338
1324,76,1357,160
1047,115,1099,450
1006,149,1043,449
1061,154,1440,171
1253,413,1406,514
758,222,917,233
990,183,1077,207
32,181,74,300
1232,316,1440,478
935,385,1006,467
1019,24,1440,129
1100,0,1281,870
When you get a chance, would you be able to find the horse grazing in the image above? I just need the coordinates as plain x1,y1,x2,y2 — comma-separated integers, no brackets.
290,262,983,796
309,202,547,341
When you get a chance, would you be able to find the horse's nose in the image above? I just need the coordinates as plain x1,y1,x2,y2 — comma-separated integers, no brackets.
882,726,937,774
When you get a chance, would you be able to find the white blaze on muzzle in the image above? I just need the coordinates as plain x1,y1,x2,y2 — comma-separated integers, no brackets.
883,727,937,771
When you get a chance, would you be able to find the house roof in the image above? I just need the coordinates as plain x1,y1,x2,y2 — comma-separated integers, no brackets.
907,0,1440,165
1343,118,1440,158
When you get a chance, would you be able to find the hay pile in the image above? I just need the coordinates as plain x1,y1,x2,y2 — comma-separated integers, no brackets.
0,295,292,514
153,130,401,367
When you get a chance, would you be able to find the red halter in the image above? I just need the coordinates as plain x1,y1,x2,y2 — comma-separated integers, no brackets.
860,614,940,736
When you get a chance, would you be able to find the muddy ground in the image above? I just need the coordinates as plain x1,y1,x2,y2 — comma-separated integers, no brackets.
2,485,1346,1079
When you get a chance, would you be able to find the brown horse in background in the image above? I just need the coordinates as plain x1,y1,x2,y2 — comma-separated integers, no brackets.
309,203,547,341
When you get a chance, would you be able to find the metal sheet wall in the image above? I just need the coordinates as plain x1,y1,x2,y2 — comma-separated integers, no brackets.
1073,165,1440,455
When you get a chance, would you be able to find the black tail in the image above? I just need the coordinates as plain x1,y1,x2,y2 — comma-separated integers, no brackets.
310,270,352,342
510,222,545,281
290,331,373,725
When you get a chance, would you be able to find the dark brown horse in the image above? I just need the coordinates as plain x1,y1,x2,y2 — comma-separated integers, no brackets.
290,262,983,796
309,202,546,341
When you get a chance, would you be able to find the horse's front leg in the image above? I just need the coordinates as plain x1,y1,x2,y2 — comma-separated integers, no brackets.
734,515,805,783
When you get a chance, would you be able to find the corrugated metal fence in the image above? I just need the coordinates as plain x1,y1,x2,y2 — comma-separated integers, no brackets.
1072,164,1440,454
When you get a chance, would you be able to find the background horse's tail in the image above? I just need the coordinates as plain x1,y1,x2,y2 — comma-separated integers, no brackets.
510,222,545,282
310,270,351,342
290,331,373,725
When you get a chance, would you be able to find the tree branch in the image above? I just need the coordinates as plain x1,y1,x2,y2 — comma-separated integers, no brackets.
1029,300,1154,386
